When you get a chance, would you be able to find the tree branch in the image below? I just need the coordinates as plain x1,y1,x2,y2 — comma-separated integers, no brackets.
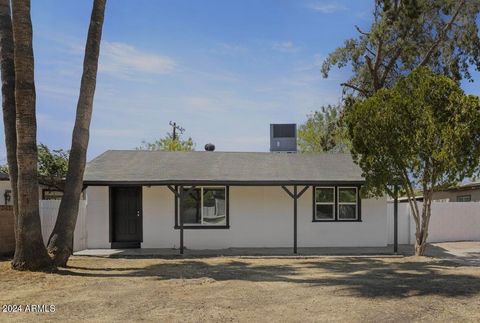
419,0,466,67
401,168,421,227
355,25,370,36
365,55,380,90
373,38,383,74
340,82,368,96
365,46,376,57
379,47,402,89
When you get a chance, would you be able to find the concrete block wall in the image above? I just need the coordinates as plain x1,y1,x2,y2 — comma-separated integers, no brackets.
0,205,15,256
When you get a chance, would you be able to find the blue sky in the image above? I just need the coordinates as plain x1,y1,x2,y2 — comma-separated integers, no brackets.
0,1,479,161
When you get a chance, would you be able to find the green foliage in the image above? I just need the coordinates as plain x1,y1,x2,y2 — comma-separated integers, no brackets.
37,144,69,179
345,67,480,253
0,144,69,180
0,164,9,174
136,133,195,151
322,0,480,96
345,67,480,197
297,105,350,153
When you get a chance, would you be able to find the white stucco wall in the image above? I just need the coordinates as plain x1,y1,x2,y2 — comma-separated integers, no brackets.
85,186,388,249
85,186,110,248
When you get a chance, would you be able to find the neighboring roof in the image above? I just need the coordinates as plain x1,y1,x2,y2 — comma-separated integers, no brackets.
0,173,9,181
84,150,364,185
394,181,480,201
442,181,480,192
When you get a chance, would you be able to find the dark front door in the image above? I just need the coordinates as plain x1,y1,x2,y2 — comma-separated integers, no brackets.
111,187,142,248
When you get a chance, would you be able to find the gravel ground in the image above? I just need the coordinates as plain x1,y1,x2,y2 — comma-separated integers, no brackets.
1,255,480,322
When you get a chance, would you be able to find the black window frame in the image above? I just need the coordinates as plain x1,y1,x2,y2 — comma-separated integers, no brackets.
312,185,362,222
174,186,230,229
456,195,471,202
42,188,64,200
313,186,336,220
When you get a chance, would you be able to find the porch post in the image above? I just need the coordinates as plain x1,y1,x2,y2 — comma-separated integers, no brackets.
393,184,398,254
179,185,184,255
293,185,297,254
282,185,308,255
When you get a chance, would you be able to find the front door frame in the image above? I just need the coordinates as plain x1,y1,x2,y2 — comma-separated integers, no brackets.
109,186,143,248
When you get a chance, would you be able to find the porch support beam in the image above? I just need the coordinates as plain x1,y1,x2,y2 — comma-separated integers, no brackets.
282,185,310,254
393,184,399,254
167,185,197,255
179,186,184,255
297,185,309,199
294,185,297,254
281,185,295,199
178,185,197,255
167,185,180,198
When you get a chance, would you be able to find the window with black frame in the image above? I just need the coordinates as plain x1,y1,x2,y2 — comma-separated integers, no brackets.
314,187,335,220
313,186,360,221
456,195,471,202
180,187,202,225
338,187,358,220
179,187,227,226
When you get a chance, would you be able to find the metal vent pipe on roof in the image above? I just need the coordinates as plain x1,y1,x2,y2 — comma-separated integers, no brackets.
204,143,215,151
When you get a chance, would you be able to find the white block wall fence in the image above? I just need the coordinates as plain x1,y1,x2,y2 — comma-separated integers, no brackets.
39,200,87,252
387,201,480,244
37,198,480,252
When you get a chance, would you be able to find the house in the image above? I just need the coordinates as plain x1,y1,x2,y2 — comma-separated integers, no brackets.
83,150,388,252
396,181,480,203
432,181,480,202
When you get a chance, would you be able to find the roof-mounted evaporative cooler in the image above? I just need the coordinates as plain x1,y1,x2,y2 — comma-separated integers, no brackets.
270,123,297,153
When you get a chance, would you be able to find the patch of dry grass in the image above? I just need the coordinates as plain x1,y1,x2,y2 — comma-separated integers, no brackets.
1,256,480,322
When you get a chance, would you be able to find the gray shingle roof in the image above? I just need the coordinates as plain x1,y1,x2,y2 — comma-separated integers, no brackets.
84,150,364,185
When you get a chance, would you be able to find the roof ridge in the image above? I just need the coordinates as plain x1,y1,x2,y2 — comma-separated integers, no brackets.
100,149,352,156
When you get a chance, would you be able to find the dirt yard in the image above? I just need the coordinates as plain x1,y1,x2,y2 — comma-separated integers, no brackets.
1,255,480,322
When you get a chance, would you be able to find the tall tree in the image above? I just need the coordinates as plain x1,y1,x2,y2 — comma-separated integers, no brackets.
297,105,350,153
47,0,106,267
322,0,480,97
345,68,480,255
0,0,18,240
11,0,52,270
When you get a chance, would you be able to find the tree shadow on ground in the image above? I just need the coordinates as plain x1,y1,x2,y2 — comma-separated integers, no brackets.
298,258,479,298
59,257,480,299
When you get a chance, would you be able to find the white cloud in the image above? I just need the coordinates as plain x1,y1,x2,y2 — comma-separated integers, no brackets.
99,42,176,78
307,2,347,14
272,41,299,53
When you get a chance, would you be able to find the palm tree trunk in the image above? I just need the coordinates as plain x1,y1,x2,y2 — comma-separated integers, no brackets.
11,0,52,271
0,0,19,237
47,0,106,267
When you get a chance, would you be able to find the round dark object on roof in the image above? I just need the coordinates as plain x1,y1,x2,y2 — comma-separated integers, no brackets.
204,143,215,151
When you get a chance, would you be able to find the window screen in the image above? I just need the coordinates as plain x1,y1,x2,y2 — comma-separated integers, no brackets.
315,187,335,220
338,187,358,220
